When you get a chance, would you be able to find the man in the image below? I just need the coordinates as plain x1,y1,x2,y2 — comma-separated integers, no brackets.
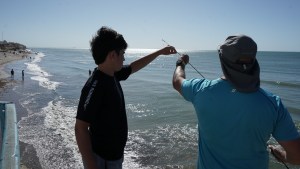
11,69,14,78
22,70,24,80
75,26,176,169
172,35,300,169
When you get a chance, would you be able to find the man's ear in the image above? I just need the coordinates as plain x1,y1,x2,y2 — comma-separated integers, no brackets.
107,50,116,61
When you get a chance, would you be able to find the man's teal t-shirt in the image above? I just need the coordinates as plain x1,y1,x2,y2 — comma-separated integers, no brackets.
181,78,299,169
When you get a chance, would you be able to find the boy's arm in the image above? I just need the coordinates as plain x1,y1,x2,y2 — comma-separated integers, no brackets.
130,46,176,74
75,119,98,169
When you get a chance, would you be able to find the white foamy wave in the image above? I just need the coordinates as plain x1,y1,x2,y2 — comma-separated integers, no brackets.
44,101,82,167
18,100,83,169
25,52,60,90
31,76,60,90
31,52,45,63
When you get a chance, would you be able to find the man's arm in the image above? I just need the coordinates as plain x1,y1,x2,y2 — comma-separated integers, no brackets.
130,46,176,74
75,119,98,169
269,138,300,165
172,55,189,95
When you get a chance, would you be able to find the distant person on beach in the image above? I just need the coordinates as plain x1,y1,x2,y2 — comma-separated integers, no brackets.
11,69,14,78
22,70,24,80
89,69,91,76
75,26,177,169
172,35,300,169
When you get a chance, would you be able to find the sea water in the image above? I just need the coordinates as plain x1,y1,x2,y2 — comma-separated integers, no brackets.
1,48,300,169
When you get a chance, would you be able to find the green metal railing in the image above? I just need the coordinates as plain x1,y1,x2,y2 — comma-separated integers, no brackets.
0,101,20,169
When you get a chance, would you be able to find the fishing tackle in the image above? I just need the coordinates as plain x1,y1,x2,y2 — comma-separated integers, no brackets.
162,39,205,78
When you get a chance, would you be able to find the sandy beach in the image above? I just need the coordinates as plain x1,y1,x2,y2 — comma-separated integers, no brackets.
0,50,29,84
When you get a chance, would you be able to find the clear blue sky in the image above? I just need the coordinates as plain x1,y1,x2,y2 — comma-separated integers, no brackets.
1,0,299,51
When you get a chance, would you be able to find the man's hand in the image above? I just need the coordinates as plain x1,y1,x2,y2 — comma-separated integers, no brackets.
269,145,287,162
180,54,189,64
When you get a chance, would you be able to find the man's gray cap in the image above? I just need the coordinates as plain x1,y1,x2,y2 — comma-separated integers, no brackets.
219,35,257,63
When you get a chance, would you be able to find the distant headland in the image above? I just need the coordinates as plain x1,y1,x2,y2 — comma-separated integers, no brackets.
0,40,27,51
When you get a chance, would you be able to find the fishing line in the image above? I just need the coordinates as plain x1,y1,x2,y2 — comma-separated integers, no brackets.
162,39,205,78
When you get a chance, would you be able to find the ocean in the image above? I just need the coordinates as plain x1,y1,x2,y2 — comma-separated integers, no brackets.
1,48,300,169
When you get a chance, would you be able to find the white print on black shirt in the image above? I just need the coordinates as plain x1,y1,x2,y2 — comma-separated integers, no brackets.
84,80,98,111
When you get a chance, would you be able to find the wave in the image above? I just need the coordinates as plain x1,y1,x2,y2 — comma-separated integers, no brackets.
18,100,83,169
24,52,61,90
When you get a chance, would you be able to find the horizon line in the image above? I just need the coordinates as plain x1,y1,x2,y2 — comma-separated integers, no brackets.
27,47,300,53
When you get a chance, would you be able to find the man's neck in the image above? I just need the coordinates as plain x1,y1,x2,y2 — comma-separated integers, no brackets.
98,64,114,76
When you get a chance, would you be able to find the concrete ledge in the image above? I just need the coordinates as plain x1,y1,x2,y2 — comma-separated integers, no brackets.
0,101,20,169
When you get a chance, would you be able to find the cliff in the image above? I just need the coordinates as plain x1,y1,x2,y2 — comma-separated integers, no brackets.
0,40,27,51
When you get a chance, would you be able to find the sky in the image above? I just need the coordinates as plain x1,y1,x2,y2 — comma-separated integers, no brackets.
1,0,300,51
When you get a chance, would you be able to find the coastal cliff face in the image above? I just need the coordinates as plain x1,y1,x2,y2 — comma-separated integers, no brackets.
0,41,26,51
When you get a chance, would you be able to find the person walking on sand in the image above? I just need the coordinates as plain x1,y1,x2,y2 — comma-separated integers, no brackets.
75,26,177,169
172,35,300,169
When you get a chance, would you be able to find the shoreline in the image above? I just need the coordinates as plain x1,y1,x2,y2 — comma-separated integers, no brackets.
0,50,29,87
0,50,42,169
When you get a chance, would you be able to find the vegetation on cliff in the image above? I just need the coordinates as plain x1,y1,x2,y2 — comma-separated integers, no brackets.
0,40,27,51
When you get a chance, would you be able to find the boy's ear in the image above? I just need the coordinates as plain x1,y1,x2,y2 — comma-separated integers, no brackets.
107,50,116,60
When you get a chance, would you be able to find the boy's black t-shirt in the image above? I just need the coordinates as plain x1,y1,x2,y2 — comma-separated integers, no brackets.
76,66,132,160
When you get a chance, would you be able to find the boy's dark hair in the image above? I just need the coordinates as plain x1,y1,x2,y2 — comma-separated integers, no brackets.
90,26,128,65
